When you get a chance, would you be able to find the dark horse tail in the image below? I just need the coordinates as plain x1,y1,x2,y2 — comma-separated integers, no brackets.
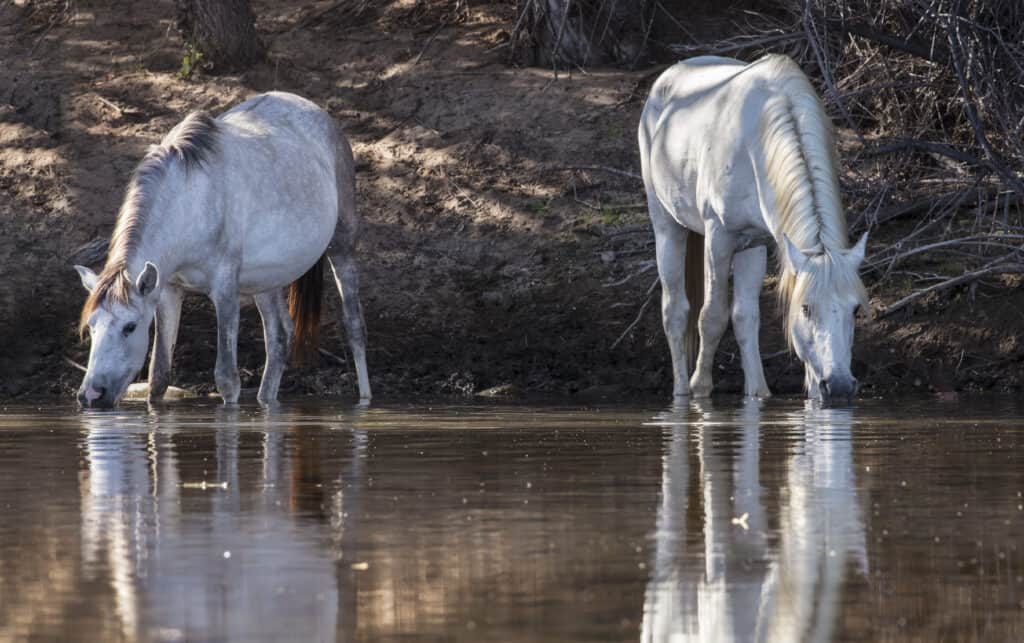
683,231,704,370
288,255,325,365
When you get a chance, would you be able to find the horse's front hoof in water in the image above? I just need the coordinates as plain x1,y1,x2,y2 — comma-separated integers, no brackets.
689,376,713,399
745,387,772,399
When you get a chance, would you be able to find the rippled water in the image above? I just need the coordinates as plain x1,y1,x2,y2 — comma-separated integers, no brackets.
2,398,1024,642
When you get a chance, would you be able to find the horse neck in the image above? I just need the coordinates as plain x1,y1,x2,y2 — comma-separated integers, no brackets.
119,170,198,282
758,91,847,256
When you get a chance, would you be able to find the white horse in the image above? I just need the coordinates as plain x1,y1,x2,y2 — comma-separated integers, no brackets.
74,92,371,408
639,54,868,402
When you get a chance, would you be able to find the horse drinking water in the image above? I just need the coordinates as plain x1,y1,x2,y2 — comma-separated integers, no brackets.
75,92,371,408
639,55,868,402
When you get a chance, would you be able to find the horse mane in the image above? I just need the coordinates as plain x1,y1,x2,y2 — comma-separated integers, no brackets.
79,111,219,335
756,55,867,342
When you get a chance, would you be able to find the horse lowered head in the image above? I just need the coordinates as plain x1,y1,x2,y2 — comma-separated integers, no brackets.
74,262,161,409
781,233,868,403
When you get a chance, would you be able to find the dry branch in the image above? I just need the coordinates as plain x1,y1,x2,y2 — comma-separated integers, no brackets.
877,257,1024,318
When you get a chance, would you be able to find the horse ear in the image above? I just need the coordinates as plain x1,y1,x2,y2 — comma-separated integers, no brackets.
75,265,99,293
847,231,868,268
136,262,159,298
781,235,808,274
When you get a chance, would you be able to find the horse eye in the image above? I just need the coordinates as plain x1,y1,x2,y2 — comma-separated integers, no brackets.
123,323,137,336
801,304,811,318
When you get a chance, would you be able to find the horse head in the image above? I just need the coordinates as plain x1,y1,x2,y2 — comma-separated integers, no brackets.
781,234,868,403
74,262,161,408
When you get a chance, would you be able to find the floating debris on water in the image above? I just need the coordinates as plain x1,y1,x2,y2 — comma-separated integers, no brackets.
182,481,229,490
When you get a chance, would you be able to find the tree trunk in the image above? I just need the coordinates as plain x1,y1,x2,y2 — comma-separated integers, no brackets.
512,0,652,68
176,0,263,72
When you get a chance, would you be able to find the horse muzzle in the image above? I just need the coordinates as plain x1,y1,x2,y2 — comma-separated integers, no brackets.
78,383,116,409
820,376,858,402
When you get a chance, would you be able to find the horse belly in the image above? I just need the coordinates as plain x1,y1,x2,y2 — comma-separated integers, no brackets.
237,210,335,294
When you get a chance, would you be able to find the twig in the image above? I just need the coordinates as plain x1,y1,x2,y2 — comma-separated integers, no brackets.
610,276,660,350
413,22,447,65
604,260,656,287
94,95,124,117
670,32,803,57
864,234,1024,271
560,165,642,180
604,225,652,238
64,356,87,373
318,348,348,366
946,13,1024,199
877,258,1024,318
865,139,985,168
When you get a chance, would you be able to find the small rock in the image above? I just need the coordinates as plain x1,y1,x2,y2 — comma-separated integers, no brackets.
124,382,196,400
600,251,616,264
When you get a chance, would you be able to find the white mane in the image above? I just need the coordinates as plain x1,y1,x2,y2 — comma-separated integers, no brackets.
757,55,867,337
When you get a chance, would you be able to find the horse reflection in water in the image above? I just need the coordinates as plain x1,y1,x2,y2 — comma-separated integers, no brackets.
642,400,867,642
78,410,365,642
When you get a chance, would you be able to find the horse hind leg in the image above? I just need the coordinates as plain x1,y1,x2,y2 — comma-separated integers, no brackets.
652,211,693,399
254,289,294,405
731,246,771,398
327,247,371,403
329,128,371,403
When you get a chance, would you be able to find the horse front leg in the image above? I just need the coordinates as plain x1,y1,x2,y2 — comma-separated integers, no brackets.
254,289,293,405
211,284,241,405
328,247,372,404
731,246,771,398
148,285,183,403
690,225,735,398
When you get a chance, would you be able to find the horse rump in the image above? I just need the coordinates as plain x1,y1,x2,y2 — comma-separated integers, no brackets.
288,255,325,366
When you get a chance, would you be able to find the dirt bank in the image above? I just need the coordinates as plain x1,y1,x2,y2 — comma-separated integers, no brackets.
2,0,1022,402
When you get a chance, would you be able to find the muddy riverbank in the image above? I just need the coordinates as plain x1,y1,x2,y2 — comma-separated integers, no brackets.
3,0,1023,402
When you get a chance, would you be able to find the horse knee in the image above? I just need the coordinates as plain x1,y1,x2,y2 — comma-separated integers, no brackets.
699,304,728,331
661,293,689,337
731,303,758,332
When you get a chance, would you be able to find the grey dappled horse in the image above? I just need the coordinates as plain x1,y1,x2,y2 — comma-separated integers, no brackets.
75,92,371,408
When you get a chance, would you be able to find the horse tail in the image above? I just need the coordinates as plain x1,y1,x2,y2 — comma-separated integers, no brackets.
684,231,704,370
288,255,325,366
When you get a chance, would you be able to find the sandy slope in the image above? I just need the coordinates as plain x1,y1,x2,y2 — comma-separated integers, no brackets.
2,0,1022,401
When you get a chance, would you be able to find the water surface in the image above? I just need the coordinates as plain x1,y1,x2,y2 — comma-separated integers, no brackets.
1,398,1023,642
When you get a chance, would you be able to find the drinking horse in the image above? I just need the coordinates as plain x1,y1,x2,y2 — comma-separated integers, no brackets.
639,55,868,402
75,92,371,407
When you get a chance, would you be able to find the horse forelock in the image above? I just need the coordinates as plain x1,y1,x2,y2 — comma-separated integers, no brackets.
79,265,134,337
780,251,868,349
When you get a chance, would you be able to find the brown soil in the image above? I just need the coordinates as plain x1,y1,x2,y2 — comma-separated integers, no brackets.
2,0,1022,402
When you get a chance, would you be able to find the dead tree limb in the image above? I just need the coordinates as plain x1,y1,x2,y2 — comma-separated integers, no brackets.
877,256,1024,318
